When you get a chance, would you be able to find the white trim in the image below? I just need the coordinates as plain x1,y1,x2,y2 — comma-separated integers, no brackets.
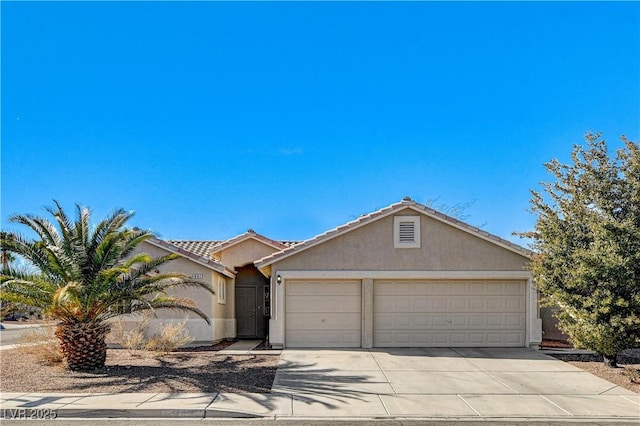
527,278,543,347
276,270,532,280
394,216,421,248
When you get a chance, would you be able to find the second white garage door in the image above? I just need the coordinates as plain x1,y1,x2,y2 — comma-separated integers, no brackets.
374,280,526,347
285,280,361,347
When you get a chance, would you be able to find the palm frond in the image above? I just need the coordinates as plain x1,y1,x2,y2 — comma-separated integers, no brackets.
0,272,57,311
75,204,91,251
117,229,154,262
8,214,61,247
115,296,211,324
88,208,131,250
3,201,214,328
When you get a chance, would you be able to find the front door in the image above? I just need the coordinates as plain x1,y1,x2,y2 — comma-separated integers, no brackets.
236,286,257,337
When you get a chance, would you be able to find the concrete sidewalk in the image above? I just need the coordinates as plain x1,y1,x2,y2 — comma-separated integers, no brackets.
2,390,639,421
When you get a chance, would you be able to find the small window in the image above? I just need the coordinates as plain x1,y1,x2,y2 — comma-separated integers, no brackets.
394,216,421,248
217,277,226,304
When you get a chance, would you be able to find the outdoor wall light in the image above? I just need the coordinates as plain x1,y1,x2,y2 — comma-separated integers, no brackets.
277,275,282,285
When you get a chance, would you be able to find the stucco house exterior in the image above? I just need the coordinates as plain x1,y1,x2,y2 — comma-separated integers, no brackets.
130,198,543,348
125,231,294,344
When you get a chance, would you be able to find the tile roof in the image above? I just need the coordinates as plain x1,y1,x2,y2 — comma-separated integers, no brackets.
210,229,294,254
146,238,234,278
169,236,299,259
167,240,222,258
254,197,533,270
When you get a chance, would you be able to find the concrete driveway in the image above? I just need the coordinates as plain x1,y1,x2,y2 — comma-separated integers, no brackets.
272,347,640,419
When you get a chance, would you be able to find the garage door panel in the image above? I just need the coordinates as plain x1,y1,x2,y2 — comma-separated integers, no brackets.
431,298,448,310
286,312,360,331
286,331,361,347
286,280,360,295
375,280,524,295
432,315,447,327
505,332,525,345
375,330,526,347
467,298,484,310
286,295,360,313
375,312,525,330
285,280,361,348
469,315,486,327
374,280,526,347
505,297,524,310
504,314,525,327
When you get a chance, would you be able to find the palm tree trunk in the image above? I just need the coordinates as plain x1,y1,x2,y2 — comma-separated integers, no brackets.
55,322,110,371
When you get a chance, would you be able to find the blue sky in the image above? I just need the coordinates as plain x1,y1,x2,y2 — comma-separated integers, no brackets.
2,2,639,246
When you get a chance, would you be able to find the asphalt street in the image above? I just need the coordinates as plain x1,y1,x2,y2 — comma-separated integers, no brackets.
2,420,639,426
0,323,54,346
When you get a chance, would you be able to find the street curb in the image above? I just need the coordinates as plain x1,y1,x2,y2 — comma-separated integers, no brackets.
4,411,640,422
51,408,208,418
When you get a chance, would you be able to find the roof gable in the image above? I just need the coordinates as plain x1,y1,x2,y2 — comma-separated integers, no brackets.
145,238,235,278
255,198,531,271
211,229,290,256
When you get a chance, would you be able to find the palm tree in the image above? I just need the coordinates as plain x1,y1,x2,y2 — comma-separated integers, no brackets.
0,201,214,371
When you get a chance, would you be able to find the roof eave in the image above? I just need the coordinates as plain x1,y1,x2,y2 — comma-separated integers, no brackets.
145,238,235,278
254,199,532,270
212,231,287,256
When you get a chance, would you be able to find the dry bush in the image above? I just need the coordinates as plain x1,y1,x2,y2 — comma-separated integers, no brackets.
145,320,193,354
18,326,64,365
623,366,640,384
108,315,150,355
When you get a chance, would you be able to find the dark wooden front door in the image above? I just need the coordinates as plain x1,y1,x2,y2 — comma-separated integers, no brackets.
236,286,257,337
235,264,269,339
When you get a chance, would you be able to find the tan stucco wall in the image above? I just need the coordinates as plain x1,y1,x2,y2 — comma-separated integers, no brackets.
220,238,282,269
115,241,236,343
272,208,529,271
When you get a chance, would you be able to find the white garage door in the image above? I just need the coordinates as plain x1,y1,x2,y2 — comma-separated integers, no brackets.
286,280,361,347
374,280,526,347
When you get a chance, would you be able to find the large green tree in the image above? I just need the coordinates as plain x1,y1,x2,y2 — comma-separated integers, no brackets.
522,133,640,366
0,202,214,371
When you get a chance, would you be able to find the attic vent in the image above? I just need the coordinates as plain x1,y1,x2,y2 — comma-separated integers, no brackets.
394,216,421,248
398,221,416,243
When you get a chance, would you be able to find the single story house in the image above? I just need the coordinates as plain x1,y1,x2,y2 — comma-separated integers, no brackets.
130,198,543,349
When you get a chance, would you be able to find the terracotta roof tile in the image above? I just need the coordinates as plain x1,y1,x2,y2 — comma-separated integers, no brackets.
167,240,222,258
169,238,298,259
146,238,234,278
210,230,291,254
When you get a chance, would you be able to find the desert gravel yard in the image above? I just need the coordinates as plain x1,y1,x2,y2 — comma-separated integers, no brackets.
0,348,279,393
